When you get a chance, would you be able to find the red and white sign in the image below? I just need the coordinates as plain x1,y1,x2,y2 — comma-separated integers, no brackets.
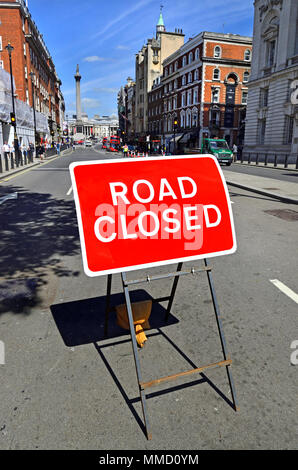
70,155,236,277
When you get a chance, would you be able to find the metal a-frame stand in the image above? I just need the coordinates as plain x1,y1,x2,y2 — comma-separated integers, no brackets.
104,259,239,440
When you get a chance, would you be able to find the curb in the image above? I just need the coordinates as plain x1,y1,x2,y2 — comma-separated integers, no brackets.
234,161,298,173
226,180,298,205
0,152,64,182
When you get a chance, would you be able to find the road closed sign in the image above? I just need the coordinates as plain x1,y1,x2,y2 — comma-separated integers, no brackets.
69,155,236,277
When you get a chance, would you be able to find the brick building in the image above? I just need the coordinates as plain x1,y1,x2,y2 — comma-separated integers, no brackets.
153,31,252,152
0,0,64,143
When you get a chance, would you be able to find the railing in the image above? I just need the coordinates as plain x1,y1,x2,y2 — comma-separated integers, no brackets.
239,152,298,169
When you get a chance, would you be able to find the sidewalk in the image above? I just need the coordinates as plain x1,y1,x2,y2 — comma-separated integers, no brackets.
0,148,72,182
222,167,298,204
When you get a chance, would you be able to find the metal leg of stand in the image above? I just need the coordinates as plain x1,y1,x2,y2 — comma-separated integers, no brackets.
104,274,112,337
121,272,152,440
204,259,239,411
165,262,183,322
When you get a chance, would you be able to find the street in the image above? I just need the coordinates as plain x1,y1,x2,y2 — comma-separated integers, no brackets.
0,147,297,450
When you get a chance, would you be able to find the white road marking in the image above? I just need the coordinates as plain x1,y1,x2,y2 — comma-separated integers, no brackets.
270,279,298,304
0,192,18,205
66,186,73,196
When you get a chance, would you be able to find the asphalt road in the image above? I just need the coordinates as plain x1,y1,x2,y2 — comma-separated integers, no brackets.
0,147,297,450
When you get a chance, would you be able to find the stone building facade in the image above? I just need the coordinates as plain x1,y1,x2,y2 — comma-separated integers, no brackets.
134,12,184,140
243,0,298,160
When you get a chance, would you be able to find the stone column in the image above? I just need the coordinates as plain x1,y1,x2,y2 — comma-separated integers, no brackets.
74,65,82,121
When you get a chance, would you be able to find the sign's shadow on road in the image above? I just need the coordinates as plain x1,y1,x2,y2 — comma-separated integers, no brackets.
51,290,235,437
50,289,178,346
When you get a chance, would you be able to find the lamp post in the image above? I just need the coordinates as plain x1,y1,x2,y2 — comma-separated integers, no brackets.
173,116,178,154
5,42,20,166
29,71,37,156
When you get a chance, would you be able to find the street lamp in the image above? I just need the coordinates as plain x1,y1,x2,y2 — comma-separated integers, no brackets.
173,116,178,154
29,71,37,154
5,42,20,166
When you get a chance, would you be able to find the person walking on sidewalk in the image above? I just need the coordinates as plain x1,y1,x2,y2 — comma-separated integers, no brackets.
232,143,238,162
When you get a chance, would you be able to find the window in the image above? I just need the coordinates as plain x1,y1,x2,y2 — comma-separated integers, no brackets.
192,109,198,127
195,48,200,60
0,60,3,69
186,110,191,127
182,56,187,67
182,92,186,107
267,40,276,67
213,68,220,80
169,82,172,92
168,100,172,111
189,52,193,63
169,64,173,75
257,119,266,144
194,69,199,81
182,75,186,86
259,88,269,107
0,36,2,51
174,61,178,71
242,90,248,105
173,96,177,109
187,90,192,105
243,71,250,83
188,72,192,83
244,49,251,61
214,46,221,58
284,116,294,144
180,111,185,128
164,68,168,77
23,43,26,55
212,88,220,103
174,78,178,89
193,88,198,104
164,84,168,93
24,66,28,79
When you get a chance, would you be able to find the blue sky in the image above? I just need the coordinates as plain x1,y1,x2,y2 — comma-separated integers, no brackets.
28,0,254,118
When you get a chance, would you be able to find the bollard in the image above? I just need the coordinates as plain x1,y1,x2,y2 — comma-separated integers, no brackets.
296,155,298,169
274,154,277,167
0,154,2,173
248,153,251,164
10,153,14,169
264,153,268,166
256,153,259,165
284,154,288,169
4,153,9,171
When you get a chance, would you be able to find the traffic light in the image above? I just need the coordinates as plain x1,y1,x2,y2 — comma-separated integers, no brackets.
10,112,16,126
51,130,54,136
173,118,178,129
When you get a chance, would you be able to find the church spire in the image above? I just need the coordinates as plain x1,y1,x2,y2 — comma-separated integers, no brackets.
156,4,165,35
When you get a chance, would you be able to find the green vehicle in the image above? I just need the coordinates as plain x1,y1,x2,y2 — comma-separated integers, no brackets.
201,138,233,165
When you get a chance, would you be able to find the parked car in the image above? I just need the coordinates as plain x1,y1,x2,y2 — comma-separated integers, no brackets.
85,140,92,147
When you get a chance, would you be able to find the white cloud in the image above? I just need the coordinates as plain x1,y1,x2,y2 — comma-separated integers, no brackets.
116,45,130,50
83,56,107,62
81,98,100,109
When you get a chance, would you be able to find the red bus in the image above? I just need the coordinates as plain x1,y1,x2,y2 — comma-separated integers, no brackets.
108,135,120,152
102,137,108,149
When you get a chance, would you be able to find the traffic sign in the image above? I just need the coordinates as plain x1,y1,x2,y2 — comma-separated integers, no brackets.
69,155,236,277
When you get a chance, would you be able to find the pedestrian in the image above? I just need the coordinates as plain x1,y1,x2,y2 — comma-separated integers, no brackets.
232,143,238,162
72,141,76,151
56,142,60,155
123,144,128,157
38,143,45,161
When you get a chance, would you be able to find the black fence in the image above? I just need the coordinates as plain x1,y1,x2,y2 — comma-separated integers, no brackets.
239,152,298,169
